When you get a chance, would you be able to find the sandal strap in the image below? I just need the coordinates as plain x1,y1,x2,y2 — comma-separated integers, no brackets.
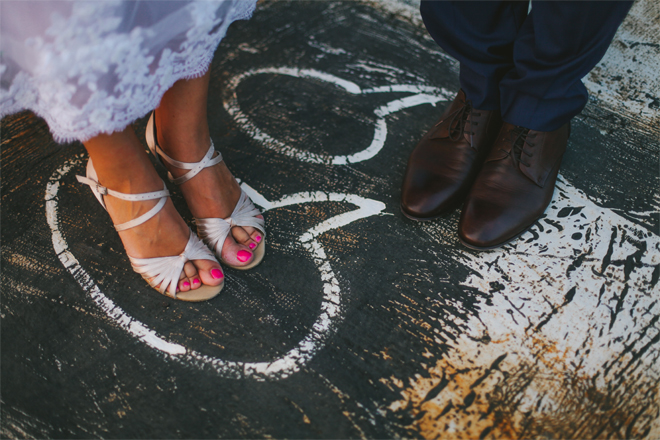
147,111,223,185
76,175,170,201
76,174,170,232
153,142,224,186
196,191,266,255
129,230,218,298
113,197,168,232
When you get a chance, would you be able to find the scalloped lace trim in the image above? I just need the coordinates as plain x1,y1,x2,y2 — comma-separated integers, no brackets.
0,0,255,143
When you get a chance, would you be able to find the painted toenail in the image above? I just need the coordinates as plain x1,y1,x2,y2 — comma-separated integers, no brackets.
211,269,224,279
255,235,262,242
237,250,252,262
183,281,190,287
249,242,256,250
193,278,200,284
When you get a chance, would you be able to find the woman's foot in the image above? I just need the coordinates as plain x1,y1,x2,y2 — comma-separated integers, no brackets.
106,188,225,293
152,112,263,268
83,129,224,295
153,71,264,268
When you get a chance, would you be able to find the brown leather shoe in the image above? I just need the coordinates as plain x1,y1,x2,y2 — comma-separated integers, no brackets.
401,89,502,220
458,122,571,250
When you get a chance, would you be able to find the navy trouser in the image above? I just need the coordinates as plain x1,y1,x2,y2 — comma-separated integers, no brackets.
421,1,633,131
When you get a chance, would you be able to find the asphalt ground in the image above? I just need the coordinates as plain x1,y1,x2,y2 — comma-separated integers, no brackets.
2,1,659,438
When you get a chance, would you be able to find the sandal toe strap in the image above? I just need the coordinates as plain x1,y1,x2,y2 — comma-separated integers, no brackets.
129,231,218,298
196,191,266,254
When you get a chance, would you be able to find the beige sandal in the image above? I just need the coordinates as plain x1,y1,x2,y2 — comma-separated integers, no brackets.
145,111,266,270
76,159,224,301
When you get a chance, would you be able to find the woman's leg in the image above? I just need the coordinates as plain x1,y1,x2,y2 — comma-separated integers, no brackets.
153,71,262,267
83,127,224,292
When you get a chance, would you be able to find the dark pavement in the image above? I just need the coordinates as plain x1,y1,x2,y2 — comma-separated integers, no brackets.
2,1,659,438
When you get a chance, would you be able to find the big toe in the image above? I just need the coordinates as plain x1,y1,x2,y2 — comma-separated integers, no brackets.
193,258,224,287
220,235,254,267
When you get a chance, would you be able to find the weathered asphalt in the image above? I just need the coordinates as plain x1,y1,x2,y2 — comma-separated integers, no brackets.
2,1,659,438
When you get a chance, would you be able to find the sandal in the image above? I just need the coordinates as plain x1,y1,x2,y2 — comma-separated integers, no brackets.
76,159,224,301
145,111,266,270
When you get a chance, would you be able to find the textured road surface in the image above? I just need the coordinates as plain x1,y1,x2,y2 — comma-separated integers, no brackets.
2,2,659,438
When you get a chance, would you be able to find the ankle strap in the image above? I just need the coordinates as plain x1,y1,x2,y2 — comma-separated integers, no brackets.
153,142,224,186
76,175,170,201
76,175,170,232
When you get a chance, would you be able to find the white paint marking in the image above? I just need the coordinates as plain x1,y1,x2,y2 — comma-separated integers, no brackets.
362,84,452,96
345,62,407,77
307,39,348,56
46,158,386,380
223,66,453,165
408,174,660,425
456,174,660,379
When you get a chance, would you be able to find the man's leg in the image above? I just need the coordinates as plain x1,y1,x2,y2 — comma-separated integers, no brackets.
500,1,634,131
401,1,522,219
459,1,633,249
420,0,528,110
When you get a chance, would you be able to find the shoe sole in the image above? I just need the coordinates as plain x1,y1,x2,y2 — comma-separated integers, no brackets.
458,221,536,251
400,204,458,222
171,279,224,302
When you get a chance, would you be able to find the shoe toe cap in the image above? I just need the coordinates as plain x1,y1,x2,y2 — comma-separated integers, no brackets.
401,174,467,219
458,199,528,249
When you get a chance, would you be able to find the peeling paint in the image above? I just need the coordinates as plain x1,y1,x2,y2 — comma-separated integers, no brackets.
387,175,660,438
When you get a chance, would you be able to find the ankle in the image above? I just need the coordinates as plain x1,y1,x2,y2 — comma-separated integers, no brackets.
154,112,210,162
95,161,163,194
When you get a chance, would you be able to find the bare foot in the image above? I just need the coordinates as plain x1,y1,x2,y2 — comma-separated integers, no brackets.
153,114,264,268
105,191,225,293
83,129,224,295
152,72,264,268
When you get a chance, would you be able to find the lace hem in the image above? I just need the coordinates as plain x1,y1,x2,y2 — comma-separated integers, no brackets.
0,0,256,143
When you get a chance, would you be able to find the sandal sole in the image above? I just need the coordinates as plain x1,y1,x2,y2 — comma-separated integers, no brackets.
167,279,224,302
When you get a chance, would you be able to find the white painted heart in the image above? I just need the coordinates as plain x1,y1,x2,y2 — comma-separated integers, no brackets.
46,65,449,380
223,66,454,165
46,155,385,380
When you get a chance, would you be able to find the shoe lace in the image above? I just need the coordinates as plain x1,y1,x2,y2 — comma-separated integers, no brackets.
442,100,481,142
508,126,536,167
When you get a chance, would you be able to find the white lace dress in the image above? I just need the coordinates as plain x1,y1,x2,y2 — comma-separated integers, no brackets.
0,0,256,143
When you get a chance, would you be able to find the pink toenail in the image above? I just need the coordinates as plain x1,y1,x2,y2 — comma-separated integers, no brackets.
255,235,262,242
237,250,252,262
183,281,190,287
211,269,224,279
193,278,200,284
249,242,256,250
